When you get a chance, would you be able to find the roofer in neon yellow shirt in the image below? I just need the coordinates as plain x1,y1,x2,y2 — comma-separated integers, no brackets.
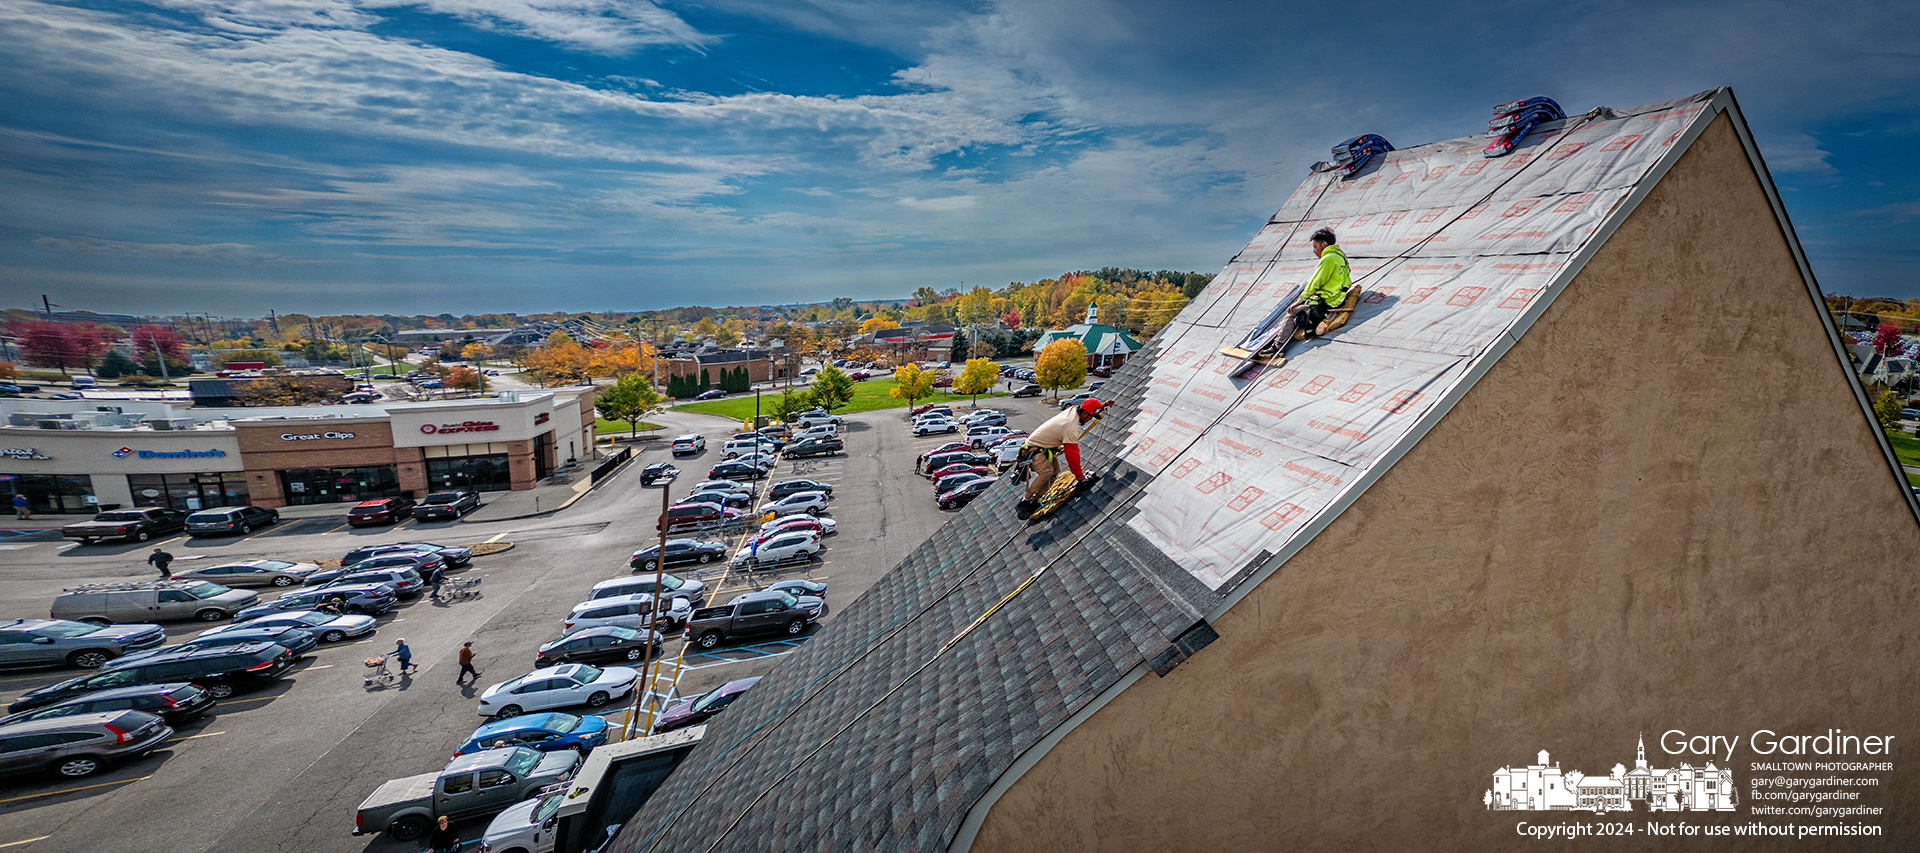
1289,228,1352,337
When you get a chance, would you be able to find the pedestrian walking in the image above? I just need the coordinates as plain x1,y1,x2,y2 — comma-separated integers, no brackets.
428,815,460,853
427,565,447,600
11,494,28,520
393,638,415,674
147,548,175,579
455,641,479,685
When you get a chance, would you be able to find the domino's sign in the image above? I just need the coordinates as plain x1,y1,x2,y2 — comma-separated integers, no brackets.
114,448,227,460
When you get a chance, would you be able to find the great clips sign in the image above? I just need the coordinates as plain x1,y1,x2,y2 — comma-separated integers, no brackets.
421,421,500,435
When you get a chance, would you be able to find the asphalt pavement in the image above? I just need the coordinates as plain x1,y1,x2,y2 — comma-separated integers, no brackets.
0,393,1070,853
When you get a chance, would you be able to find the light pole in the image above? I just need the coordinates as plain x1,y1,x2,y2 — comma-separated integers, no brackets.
636,465,678,734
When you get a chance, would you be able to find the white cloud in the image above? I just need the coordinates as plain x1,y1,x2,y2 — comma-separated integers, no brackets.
32,236,295,263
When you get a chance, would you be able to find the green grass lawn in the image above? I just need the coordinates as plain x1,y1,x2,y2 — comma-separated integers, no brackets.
673,378,1006,422
1886,429,1920,469
596,418,664,435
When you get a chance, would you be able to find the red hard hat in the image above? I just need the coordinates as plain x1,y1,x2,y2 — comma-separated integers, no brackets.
1079,398,1106,417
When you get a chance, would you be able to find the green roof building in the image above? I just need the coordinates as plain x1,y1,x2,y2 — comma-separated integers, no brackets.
1033,302,1143,369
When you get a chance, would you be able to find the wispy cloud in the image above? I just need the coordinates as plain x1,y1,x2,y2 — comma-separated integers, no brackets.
33,236,296,264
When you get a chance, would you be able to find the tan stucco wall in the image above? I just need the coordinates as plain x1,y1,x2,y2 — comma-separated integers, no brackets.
972,115,1920,849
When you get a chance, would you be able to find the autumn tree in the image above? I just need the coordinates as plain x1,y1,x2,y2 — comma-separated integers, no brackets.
1874,322,1902,355
11,320,111,374
955,287,995,326
595,373,667,438
953,357,997,406
1874,386,1903,430
1125,289,1190,335
462,343,493,364
129,325,189,374
890,363,935,409
519,332,592,386
241,375,344,406
1034,338,1089,398
447,366,482,393
860,317,901,335
591,341,652,378
809,365,856,412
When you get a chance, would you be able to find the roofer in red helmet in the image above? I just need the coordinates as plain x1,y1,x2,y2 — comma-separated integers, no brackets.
1015,397,1106,517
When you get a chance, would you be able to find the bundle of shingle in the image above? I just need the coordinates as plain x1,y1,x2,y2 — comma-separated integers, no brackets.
1483,96,1564,158
1310,134,1395,175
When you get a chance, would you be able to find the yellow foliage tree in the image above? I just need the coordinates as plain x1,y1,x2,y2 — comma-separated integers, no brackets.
890,363,935,409
590,341,653,378
953,357,997,406
461,343,493,364
860,317,901,335
518,332,592,386
1034,338,1089,398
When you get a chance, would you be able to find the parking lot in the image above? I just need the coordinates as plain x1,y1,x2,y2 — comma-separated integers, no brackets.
0,389,1079,853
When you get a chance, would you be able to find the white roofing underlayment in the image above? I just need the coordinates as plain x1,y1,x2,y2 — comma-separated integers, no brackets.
1123,91,1719,591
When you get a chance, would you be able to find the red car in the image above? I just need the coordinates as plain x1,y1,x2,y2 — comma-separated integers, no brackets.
929,463,991,481
911,403,952,417
938,476,999,510
655,676,761,733
346,497,415,528
659,503,742,534
849,371,872,381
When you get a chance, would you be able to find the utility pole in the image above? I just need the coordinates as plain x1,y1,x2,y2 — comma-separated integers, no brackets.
40,295,66,375
636,469,677,735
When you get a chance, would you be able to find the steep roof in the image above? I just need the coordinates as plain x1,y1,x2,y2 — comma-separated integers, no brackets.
608,89,1756,853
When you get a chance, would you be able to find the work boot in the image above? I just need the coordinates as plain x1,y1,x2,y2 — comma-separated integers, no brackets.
1014,499,1038,519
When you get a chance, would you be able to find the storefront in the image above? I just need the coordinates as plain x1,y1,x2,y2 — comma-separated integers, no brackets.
235,419,422,508
128,472,251,512
278,466,403,506
423,442,515,492
0,429,246,514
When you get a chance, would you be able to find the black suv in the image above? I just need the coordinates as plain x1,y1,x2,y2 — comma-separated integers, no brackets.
9,642,297,712
185,505,280,537
0,683,215,727
706,461,767,481
535,626,660,667
341,542,473,568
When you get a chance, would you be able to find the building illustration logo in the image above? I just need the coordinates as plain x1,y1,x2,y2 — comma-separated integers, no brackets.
1486,735,1737,813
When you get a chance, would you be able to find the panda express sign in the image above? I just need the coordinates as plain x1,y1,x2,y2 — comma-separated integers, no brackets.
420,421,500,435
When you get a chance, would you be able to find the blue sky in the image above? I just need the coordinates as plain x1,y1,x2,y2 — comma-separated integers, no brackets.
1,0,1916,315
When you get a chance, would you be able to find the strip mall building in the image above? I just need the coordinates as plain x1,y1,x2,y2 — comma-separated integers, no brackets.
0,388,597,513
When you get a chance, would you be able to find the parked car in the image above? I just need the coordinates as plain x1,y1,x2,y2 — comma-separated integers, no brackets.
910,404,951,417
455,712,610,758
1058,392,1097,410
639,463,679,486
730,431,785,450
0,619,166,669
51,581,259,625
11,642,296,711
967,425,1016,448
768,479,834,500
172,559,319,588
849,370,872,381
939,476,999,510
761,491,829,518
60,508,187,545
658,503,743,533
114,625,318,664
962,413,1008,430
1011,383,1043,397
315,551,446,584
562,594,693,634
918,441,972,468
669,434,706,455
924,450,995,472
235,582,398,620
932,472,988,496
1090,366,1113,378
184,505,280,537
411,490,479,521
682,490,752,511
781,437,843,458
995,440,1026,469
794,413,842,430
686,591,826,649
756,424,790,440
0,682,214,727
729,452,779,471
355,746,580,841
754,579,828,602
347,497,416,527
589,572,707,602
792,424,839,441
929,463,991,481
534,626,661,668
654,676,762,733
0,710,172,779
732,530,820,569
756,515,836,540
688,479,755,498
205,610,377,643
342,542,474,568
477,664,639,717
693,389,726,400
706,461,767,481
320,566,426,598
912,419,959,436
628,541,728,572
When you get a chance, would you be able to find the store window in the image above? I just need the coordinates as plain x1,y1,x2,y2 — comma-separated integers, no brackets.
423,442,515,492
128,473,251,512
0,474,97,514
279,466,400,506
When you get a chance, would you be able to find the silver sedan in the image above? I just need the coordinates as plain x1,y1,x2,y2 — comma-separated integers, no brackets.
172,559,320,588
